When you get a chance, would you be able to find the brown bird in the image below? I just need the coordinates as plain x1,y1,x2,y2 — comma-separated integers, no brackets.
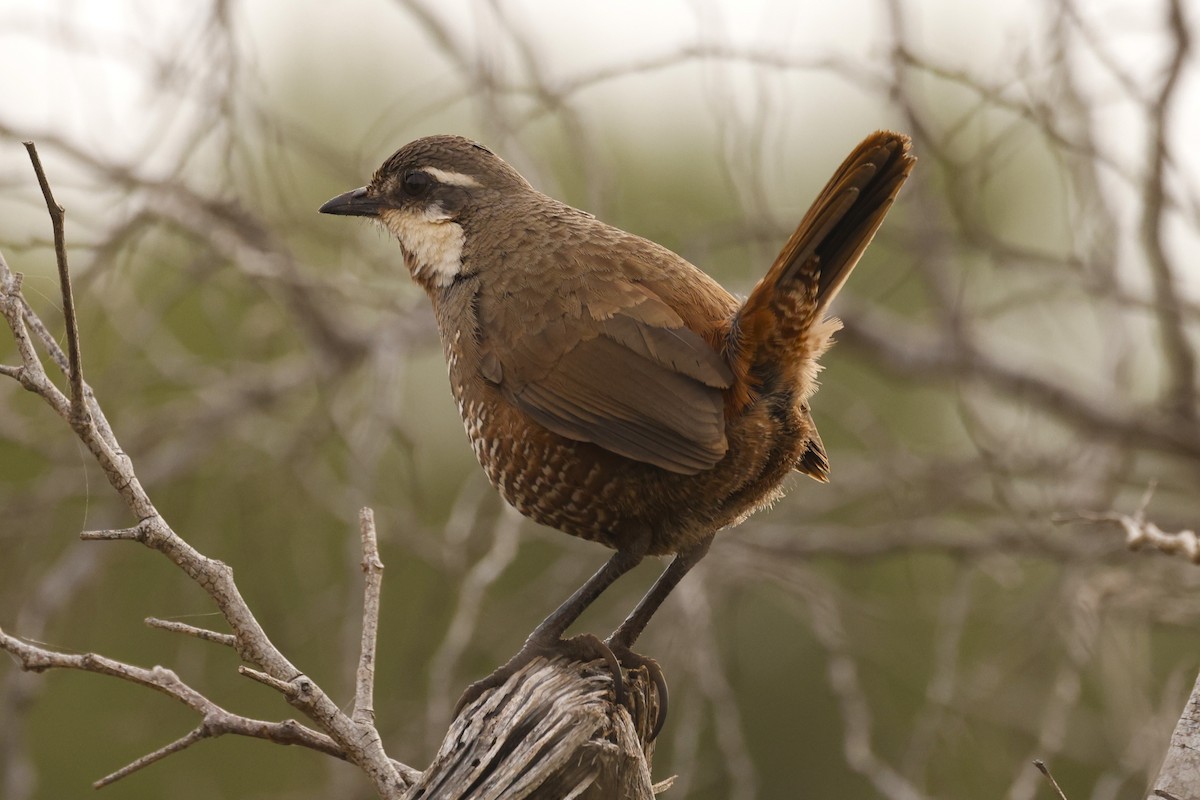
321,130,913,737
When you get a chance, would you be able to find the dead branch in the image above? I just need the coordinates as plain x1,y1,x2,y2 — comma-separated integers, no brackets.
355,506,385,727
0,151,411,797
0,628,348,775
22,142,84,421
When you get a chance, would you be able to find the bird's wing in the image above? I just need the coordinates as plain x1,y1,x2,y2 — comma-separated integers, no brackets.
487,276,733,475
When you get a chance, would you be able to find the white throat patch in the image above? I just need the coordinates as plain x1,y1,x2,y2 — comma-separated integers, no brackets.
380,207,465,288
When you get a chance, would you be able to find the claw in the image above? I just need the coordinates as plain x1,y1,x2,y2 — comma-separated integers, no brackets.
585,634,626,708
607,642,669,741
644,661,669,741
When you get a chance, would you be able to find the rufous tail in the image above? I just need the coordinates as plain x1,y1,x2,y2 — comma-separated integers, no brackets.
725,131,915,416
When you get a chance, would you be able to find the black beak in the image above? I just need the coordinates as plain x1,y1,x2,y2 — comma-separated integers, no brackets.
319,186,387,218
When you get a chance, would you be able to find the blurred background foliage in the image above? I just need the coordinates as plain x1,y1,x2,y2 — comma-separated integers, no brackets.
2,1,1199,798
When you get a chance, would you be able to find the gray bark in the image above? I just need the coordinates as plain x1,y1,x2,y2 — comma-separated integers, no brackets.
408,657,661,800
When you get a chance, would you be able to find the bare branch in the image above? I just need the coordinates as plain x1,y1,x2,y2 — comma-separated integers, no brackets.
0,627,348,783
94,727,210,789
354,506,384,727
21,142,85,419
146,617,237,648
80,524,147,542
0,157,412,793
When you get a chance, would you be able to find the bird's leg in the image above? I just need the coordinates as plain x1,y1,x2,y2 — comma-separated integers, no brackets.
454,545,645,716
525,546,645,643
605,532,715,740
608,533,712,650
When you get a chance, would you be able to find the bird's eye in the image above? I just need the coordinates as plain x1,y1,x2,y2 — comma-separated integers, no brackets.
402,171,432,197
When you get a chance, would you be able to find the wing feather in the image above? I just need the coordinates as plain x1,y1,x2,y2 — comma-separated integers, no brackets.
490,278,733,474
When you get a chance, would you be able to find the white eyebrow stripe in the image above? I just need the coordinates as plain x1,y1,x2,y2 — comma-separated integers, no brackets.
424,167,482,188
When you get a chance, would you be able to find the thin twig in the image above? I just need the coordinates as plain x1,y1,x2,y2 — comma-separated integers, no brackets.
94,727,209,788
1034,760,1070,800
22,142,86,421
146,617,237,648
353,507,384,726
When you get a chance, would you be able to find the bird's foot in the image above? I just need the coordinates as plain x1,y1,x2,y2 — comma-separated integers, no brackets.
606,639,669,742
453,633,623,717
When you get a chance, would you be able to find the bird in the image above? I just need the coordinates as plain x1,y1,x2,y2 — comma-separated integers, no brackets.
321,130,914,738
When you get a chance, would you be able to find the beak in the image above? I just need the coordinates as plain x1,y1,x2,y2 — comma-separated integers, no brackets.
319,186,388,218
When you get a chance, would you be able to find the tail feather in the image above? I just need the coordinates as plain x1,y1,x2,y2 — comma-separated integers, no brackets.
726,131,915,414
779,131,915,311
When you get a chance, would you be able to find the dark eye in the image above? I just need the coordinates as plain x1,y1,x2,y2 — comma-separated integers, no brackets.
402,170,432,197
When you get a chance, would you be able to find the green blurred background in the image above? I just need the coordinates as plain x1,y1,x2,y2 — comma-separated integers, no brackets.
2,1,1199,798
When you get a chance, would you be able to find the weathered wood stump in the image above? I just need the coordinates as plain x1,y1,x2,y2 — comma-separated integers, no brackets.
407,656,664,799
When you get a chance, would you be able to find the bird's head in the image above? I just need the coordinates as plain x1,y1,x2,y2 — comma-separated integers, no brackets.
320,135,531,290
